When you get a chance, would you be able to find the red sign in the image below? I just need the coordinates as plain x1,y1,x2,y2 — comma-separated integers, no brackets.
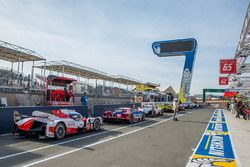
220,59,236,74
224,92,237,98
219,77,229,85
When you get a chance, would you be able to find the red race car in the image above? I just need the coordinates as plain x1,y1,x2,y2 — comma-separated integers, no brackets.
102,107,145,123
14,109,103,140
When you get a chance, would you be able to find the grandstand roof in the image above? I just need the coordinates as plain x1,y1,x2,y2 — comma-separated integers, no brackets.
144,82,160,88
0,40,45,62
164,86,176,95
35,60,142,85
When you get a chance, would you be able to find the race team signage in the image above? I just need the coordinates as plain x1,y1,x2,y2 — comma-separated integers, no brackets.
220,59,237,74
152,38,198,103
186,109,237,167
219,77,229,85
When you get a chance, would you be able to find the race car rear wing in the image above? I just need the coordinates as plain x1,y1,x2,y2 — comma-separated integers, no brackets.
13,111,29,122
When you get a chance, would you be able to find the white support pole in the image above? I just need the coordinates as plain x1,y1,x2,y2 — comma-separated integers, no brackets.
43,60,46,86
11,62,13,72
40,65,43,77
17,57,20,74
95,78,98,97
17,55,20,86
62,66,65,77
21,62,24,74
31,60,35,87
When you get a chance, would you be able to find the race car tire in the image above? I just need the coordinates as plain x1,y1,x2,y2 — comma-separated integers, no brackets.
152,110,156,117
129,115,134,124
141,113,145,121
161,110,164,116
93,119,101,131
55,122,66,140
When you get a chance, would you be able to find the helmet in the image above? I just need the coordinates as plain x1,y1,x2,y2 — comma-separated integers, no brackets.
174,98,178,102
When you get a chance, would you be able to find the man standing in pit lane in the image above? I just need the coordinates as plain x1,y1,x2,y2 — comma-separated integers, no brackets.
173,98,179,121
80,92,88,106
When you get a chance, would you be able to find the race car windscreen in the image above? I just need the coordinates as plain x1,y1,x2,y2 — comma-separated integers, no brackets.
160,40,194,53
69,113,82,120
115,109,124,113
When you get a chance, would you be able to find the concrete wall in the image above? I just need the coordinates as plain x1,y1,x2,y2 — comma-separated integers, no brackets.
74,96,132,106
0,92,132,106
0,92,45,106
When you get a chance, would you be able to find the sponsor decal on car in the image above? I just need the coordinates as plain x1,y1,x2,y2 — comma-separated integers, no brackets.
186,109,237,167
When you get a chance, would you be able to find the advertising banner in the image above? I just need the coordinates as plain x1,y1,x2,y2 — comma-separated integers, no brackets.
220,59,236,74
219,77,229,85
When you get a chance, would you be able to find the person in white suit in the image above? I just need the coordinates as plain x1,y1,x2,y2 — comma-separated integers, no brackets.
173,98,179,121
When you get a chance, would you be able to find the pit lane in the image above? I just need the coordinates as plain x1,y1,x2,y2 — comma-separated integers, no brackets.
0,108,213,167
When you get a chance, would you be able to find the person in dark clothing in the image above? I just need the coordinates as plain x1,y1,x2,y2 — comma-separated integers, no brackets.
236,101,247,120
80,92,88,106
226,101,230,111
236,101,242,118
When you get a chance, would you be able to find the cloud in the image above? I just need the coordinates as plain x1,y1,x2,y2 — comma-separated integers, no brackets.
0,0,248,94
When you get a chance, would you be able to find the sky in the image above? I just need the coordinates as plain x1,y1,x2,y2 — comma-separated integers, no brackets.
0,0,248,94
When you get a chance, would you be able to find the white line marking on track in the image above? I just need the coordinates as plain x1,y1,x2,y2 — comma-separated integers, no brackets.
0,133,12,137
21,114,184,167
0,115,173,160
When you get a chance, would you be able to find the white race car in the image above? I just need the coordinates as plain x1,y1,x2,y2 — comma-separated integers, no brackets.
14,109,103,140
139,104,163,116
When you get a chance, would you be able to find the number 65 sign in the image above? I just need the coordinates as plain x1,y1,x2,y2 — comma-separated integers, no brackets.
220,59,236,74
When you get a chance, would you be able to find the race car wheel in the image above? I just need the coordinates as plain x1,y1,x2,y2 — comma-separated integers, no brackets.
93,119,101,131
55,122,66,140
129,115,134,124
152,110,156,117
141,114,145,121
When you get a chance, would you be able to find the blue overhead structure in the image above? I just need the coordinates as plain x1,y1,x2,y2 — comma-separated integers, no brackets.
152,38,198,103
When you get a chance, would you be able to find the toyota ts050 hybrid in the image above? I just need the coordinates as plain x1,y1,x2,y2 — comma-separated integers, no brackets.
13,109,103,140
102,107,145,123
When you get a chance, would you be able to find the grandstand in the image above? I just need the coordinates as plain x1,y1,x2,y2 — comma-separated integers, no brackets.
35,60,141,99
0,40,162,106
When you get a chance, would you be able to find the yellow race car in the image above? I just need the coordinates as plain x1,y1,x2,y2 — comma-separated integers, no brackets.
157,104,174,113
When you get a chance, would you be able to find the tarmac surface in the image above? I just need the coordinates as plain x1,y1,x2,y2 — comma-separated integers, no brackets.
224,110,250,167
0,108,214,167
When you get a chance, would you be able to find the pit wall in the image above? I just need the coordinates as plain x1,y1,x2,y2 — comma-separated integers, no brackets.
0,103,140,134
0,92,132,106
0,92,45,106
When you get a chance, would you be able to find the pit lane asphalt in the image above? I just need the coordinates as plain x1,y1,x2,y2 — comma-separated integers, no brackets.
0,108,214,167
